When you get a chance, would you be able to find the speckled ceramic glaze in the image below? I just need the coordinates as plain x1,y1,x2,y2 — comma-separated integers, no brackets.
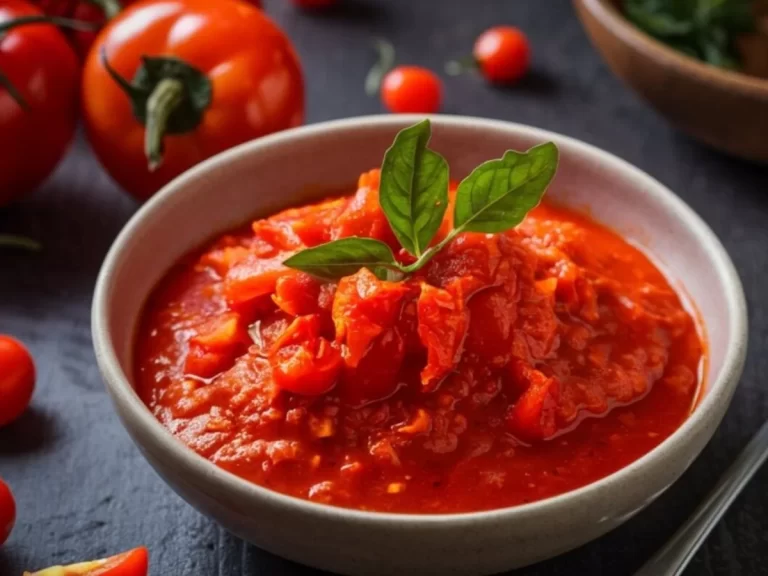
92,115,747,576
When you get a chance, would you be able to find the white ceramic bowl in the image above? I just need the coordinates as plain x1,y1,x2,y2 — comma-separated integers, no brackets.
92,115,747,576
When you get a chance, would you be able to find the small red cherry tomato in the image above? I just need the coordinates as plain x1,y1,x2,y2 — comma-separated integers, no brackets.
473,26,530,84
0,479,15,546
82,0,304,201
0,0,79,206
25,546,149,576
0,336,36,427
381,66,442,114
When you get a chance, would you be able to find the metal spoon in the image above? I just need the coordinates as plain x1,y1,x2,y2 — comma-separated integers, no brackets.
635,420,768,576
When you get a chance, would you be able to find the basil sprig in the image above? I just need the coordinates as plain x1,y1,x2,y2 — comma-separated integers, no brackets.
283,120,559,281
379,120,449,257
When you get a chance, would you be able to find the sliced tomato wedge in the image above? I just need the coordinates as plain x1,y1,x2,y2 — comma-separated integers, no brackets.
25,546,148,576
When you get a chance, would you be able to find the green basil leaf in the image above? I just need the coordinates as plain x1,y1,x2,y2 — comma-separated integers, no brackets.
453,142,558,234
283,237,399,280
626,2,694,37
379,119,449,257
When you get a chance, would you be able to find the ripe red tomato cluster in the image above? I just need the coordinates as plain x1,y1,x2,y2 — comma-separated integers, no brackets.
0,332,149,572
1,0,307,204
379,26,531,114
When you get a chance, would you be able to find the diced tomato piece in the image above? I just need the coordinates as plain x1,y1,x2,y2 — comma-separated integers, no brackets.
465,287,517,366
424,232,502,289
417,282,469,389
198,245,251,276
331,173,398,247
251,219,303,251
535,277,558,297
269,315,342,395
357,168,380,190
248,312,292,354
332,269,410,368
395,297,422,354
223,254,291,306
506,362,560,441
25,546,149,576
189,313,248,351
339,327,405,407
184,346,234,379
269,196,348,246
272,272,323,316
185,313,249,378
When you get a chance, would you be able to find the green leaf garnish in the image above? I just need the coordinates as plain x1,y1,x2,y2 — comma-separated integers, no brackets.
282,237,400,281
624,0,755,69
379,119,449,257
453,142,559,233
283,121,559,281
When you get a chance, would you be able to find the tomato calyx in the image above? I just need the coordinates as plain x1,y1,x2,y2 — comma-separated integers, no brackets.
101,51,213,171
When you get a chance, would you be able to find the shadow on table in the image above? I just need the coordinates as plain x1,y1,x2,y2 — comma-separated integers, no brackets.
671,133,768,204
0,168,135,307
0,408,56,455
491,69,561,98
279,0,392,26
0,552,14,576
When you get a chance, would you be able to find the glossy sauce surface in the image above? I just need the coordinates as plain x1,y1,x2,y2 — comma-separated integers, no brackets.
135,170,703,513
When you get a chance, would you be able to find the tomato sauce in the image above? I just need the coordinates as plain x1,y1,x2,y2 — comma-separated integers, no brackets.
134,169,704,513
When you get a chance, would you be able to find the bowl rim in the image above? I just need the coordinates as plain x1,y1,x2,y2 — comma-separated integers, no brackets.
92,114,748,527
579,0,768,97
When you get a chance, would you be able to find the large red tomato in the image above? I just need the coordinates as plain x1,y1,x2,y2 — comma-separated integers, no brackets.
30,0,262,59
0,0,79,206
81,0,304,201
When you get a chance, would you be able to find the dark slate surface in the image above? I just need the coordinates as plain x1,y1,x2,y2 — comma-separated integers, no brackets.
1,0,767,574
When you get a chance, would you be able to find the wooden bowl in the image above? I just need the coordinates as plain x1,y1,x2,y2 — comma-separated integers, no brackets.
574,0,768,162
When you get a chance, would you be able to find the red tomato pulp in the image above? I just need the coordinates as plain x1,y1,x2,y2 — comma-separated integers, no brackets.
135,170,703,513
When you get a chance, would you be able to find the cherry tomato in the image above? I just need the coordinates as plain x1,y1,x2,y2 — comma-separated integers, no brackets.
25,546,149,576
269,315,342,395
31,0,261,59
0,336,36,427
0,479,15,546
0,1,79,206
82,0,304,201
381,66,442,114
473,26,530,84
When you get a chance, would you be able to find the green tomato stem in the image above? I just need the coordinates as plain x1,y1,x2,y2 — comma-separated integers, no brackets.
145,78,185,172
0,235,42,251
0,15,99,35
84,0,123,20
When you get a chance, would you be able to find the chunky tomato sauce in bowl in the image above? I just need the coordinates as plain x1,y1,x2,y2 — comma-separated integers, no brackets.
93,116,746,575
